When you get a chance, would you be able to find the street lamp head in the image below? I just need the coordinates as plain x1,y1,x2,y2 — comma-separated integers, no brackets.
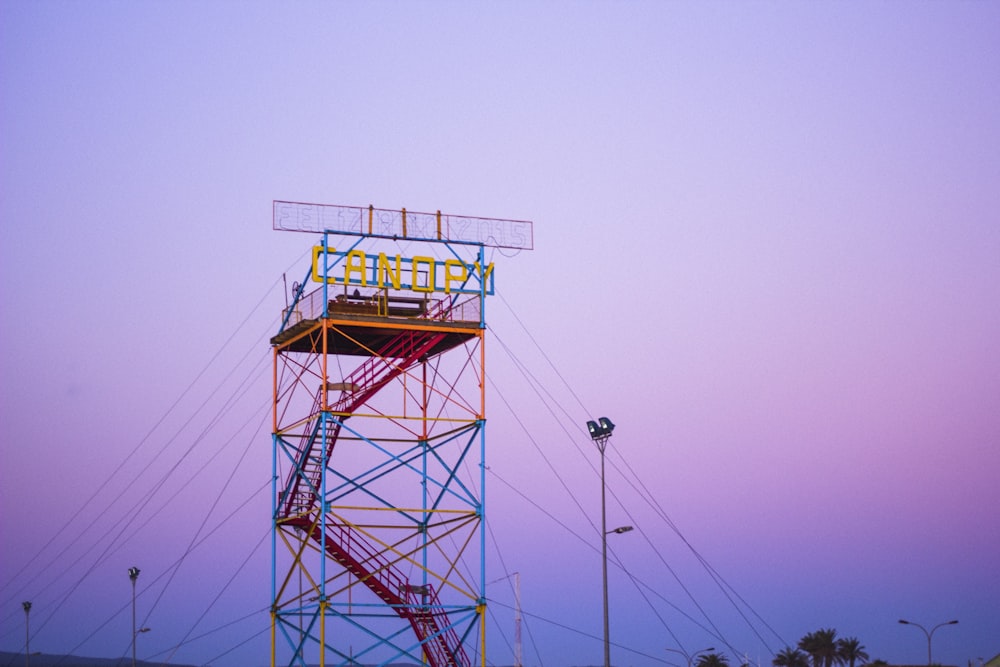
609,525,633,534
128,566,140,581
586,416,616,441
947,620,959,625
598,416,615,434
22,601,32,613
898,619,909,625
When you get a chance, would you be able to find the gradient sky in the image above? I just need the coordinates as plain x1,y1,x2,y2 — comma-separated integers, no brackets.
2,2,998,667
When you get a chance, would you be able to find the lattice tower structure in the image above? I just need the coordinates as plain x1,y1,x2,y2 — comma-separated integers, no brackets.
269,202,531,667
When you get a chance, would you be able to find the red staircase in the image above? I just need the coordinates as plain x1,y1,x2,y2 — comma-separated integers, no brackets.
285,516,470,667
279,328,448,519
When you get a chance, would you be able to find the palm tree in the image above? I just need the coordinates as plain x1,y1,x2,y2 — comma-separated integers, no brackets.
696,652,731,667
798,631,822,667
818,629,840,667
837,637,869,667
799,628,839,667
774,647,810,667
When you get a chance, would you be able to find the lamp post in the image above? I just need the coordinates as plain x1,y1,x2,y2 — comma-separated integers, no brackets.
587,416,632,667
898,618,958,666
22,601,32,667
128,567,141,667
666,646,717,667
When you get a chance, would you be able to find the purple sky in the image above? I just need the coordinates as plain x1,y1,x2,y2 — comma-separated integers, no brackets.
2,2,998,667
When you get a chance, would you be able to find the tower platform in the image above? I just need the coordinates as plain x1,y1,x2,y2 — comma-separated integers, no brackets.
270,315,478,357
270,287,481,357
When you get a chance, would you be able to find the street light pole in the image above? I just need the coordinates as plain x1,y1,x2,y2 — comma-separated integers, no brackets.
129,567,141,667
898,619,958,666
600,434,610,667
22,601,32,667
586,416,629,667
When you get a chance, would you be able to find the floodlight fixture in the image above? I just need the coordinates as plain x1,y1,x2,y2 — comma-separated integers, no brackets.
587,416,616,442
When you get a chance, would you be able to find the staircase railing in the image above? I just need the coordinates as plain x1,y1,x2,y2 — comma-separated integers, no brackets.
287,516,470,667
280,327,446,519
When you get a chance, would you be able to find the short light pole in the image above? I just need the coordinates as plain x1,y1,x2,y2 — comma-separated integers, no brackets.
128,567,141,667
666,646,716,667
587,416,632,667
898,618,958,666
22,601,32,667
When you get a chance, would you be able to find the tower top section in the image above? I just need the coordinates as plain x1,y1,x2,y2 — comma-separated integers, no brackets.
274,200,533,250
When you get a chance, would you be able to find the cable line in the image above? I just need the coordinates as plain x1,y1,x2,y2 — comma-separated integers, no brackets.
492,289,782,658
7,249,306,654
489,326,695,645
487,598,672,665
0,265,289,606
156,526,271,666
488,467,730,651
136,356,273,626
51,480,271,664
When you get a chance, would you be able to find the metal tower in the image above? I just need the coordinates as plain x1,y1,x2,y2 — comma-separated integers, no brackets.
269,202,532,667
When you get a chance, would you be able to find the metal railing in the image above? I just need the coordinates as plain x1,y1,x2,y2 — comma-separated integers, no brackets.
281,285,482,329
322,520,471,667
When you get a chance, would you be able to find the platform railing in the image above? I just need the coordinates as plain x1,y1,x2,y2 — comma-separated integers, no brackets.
281,285,482,328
